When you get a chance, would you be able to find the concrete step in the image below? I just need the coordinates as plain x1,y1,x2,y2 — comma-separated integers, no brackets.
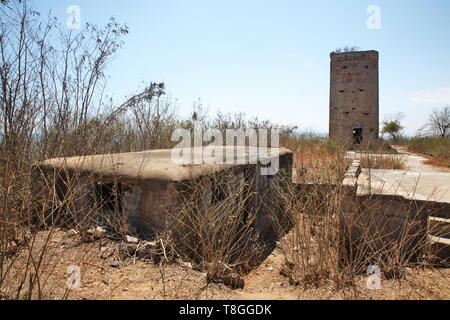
428,235,450,266
428,216,450,239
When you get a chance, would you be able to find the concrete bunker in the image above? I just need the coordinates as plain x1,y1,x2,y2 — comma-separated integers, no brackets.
39,147,293,245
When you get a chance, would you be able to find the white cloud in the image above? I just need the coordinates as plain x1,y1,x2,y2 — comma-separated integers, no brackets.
410,87,450,105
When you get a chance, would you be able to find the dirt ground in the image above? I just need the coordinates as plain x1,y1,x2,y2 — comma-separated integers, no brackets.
3,229,449,300
393,146,450,173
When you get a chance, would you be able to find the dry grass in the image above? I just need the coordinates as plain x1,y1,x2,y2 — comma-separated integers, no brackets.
166,169,260,288
423,157,450,169
282,137,350,184
407,137,450,169
358,153,406,170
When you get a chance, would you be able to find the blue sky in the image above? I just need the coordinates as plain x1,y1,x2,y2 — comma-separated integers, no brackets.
34,0,450,136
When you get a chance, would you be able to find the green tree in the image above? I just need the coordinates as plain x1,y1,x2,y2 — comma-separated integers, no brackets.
381,113,405,143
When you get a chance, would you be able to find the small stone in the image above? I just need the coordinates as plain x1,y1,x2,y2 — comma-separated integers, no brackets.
125,235,139,244
95,227,106,236
180,261,193,269
267,266,274,271
102,278,109,286
118,242,137,256
100,247,114,259
87,226,106,239
109,258,120,268
141,241,157,248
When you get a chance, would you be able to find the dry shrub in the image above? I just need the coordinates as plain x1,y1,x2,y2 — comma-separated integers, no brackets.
358,153,406,170
1,0,446,300
0,163,102,299
270,179,341,289
0,1,175,299
338,195,429,280
349,140,406,170
166,168,263,288
423,157,450,169
284,137,350,184
407,137,450,169
270,143,432,293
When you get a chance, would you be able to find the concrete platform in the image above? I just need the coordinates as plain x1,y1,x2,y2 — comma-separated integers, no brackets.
357,169,450,203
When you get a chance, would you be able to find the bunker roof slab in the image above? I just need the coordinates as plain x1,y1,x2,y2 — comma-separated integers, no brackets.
39,146,292,181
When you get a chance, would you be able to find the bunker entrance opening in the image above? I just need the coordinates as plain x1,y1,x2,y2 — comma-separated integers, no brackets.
94,182,123,213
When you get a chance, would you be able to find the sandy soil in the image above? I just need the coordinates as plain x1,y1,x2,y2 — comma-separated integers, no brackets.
3,229,449,300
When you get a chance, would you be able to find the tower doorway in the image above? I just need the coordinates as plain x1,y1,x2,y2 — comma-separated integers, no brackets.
353,128,363,144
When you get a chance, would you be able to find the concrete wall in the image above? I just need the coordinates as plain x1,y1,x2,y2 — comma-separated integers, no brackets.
251,151,293,243
339,192,430,270
58,152,293,242
329,50,379,143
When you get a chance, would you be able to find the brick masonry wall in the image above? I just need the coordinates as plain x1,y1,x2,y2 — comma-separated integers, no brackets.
329,50,379,143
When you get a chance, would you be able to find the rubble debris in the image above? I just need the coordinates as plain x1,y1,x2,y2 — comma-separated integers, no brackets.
79,226,107,243
117,238,175,263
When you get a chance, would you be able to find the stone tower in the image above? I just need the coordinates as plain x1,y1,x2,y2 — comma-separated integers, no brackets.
329,50,379,144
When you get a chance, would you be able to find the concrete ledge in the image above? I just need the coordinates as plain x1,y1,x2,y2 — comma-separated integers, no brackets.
342,160,361,188
428,235,450,266
429,216,450,239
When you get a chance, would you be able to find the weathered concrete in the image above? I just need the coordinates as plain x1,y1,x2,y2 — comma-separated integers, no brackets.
428,216,450,265
357,169,450,203
40,147,289,181
428,235,450,265
339,193,430,270
345,150,450,203
39,147,293,241
329,50,379,143
339,151,450,268
342,159,361,187
429,216,450,238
